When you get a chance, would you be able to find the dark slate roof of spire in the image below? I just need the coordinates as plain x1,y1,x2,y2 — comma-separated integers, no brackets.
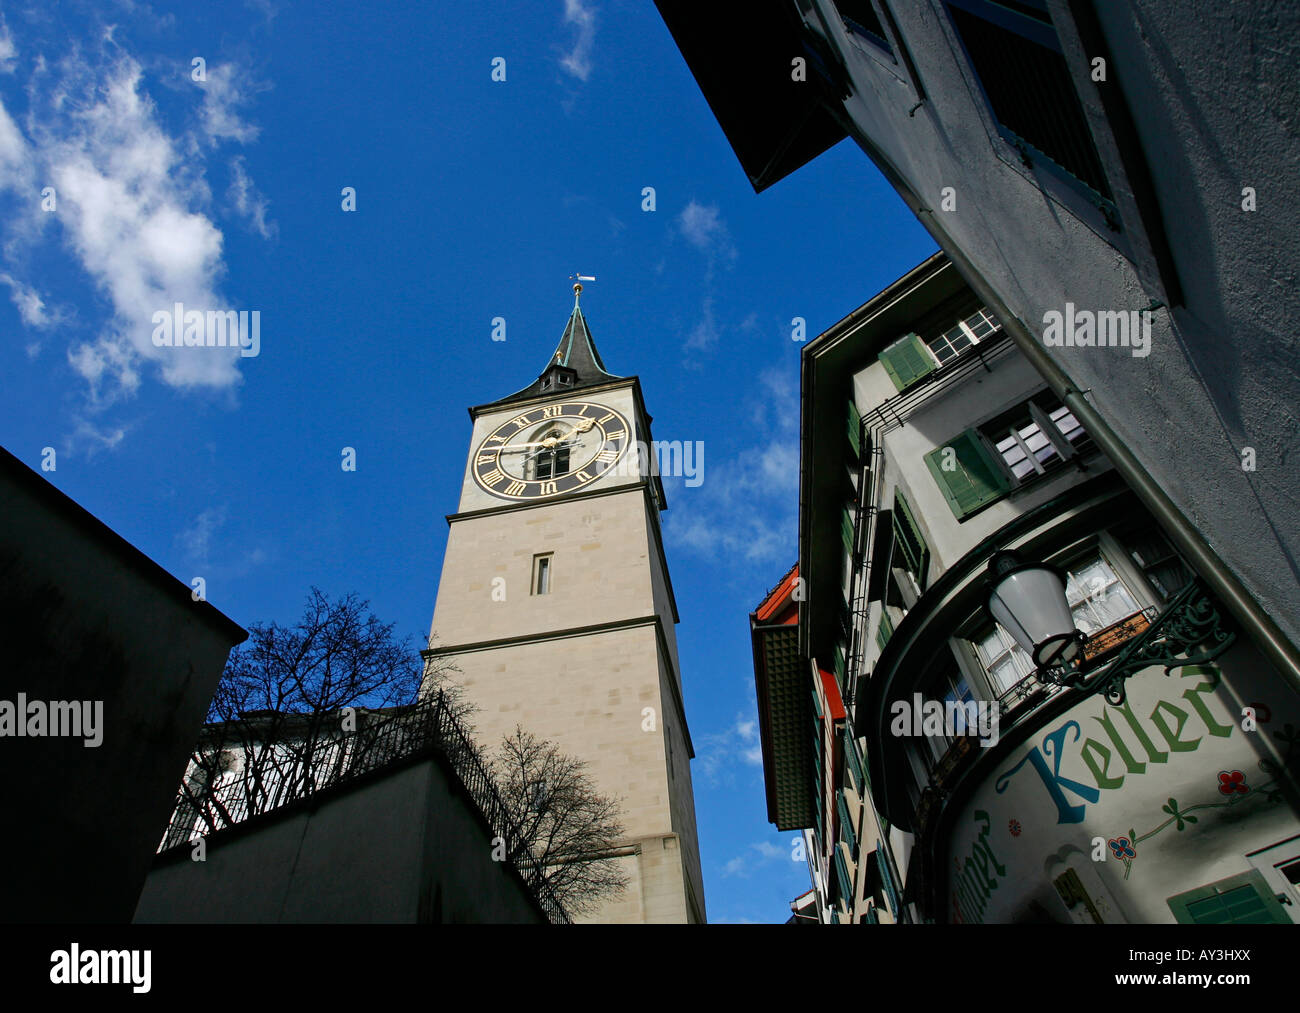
487,298,622,408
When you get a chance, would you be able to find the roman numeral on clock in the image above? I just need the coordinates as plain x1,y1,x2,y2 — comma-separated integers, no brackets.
597,449,617,464
505,480,527,496
481,469,506,487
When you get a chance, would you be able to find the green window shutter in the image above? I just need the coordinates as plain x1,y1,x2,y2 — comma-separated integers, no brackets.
838,792,857,853
833,642,846,682
841,504,857,555
846,398,862,463
876,609,894,651
924,429,1011,520
892,489,930,588
879,332,937,392
877,843,899,915
833,846,853,904
1168,871,1291,924
844,728,865,789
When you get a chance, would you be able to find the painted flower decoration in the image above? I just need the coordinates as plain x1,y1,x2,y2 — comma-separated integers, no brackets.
1218,770,1249,796
1108,837,1136,860
1008,819,1022,837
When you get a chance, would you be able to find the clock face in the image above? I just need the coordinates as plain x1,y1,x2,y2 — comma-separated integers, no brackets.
471,400,630,501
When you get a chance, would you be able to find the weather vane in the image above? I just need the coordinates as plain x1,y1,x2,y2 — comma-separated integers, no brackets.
570,272,596,303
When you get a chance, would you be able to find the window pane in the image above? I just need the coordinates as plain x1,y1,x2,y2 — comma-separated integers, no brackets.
1049,405,1084,441
1066,559,1138,634
965,308,997,338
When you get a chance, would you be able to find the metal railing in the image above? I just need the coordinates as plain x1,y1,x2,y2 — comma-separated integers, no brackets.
156,692,570,923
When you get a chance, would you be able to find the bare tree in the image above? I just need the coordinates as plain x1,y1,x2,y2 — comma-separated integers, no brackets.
494,726,629,916
173,588,464,837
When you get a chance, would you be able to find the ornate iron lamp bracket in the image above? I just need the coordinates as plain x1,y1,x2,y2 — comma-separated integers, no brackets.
1038,579,1236,706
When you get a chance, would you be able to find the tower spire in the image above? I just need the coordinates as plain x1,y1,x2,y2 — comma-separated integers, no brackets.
485,277,620,407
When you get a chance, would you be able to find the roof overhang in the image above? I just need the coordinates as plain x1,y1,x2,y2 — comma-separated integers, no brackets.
654,1,850,192
750,565,817,830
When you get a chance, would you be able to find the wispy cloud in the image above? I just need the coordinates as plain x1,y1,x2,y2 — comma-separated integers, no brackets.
665,366,799,567
722,839,794,879
677,200,734,260
0,27,271,418
0,272,64,332
675,200,738,364
0,19,16,75
697,710,765,787
558,0,597,82
176,504,227,564
228,155,275,239
196,61,261,145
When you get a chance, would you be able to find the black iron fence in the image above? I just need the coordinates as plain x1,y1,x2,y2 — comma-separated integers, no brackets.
156,691,570,923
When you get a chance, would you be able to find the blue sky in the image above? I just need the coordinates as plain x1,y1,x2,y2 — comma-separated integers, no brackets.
0,1,936,922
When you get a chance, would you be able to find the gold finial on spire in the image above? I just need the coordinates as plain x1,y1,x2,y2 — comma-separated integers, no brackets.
570,273,595,305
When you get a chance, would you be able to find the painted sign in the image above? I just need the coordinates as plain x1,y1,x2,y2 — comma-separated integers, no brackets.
947,651,1300,924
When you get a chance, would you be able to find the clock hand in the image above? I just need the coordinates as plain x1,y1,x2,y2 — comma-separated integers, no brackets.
501,439,564,453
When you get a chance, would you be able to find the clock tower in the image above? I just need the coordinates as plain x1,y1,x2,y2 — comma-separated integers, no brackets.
422,285,706,923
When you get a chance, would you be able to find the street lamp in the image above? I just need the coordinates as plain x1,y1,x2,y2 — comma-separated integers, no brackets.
984,549,1235,706
985,550,1084,672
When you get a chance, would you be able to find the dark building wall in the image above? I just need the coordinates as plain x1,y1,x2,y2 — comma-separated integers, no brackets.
133,753,548,924
0,447,245,922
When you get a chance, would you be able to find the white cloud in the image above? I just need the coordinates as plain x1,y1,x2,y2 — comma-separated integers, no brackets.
677,200,734,259
228,155,275,239
197,62,260,145
0,20,16,74
664,366,799,567
558,0,597,82
722,838,795,879
697,710,765,787
0,96,32,191
0,272,62,329
0,52,253,402
684,296,717,354
176,504,227,564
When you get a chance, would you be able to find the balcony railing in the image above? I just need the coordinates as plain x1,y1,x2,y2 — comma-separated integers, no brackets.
157,691,570,924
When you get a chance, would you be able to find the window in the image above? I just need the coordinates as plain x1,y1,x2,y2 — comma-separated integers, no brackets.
1120,527,1191,602
1065,556,1139,637
921,663,976,762
975,623,1035,695
531,428,570,480
925,393,1091,520
991,403,1086,481
926,306,999,365
532,554,553,595
944,0,1112,202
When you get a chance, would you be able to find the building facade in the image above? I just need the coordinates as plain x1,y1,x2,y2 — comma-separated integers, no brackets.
757,252,1300,923
659,0,1300,703
421,287,706,923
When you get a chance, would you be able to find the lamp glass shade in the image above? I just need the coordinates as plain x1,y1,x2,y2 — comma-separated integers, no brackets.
988,565,1079,667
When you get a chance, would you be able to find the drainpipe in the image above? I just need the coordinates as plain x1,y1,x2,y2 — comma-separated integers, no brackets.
913,210,1300,691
